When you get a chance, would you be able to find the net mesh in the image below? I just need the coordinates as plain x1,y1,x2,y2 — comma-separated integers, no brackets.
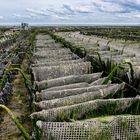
37,116,140,140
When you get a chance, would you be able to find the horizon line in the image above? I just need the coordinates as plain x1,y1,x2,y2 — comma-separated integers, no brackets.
0,23,140,27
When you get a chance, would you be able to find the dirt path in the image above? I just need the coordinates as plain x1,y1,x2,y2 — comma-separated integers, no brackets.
0,60,32,140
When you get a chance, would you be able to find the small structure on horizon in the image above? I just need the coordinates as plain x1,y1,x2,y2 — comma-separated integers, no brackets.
10,23,30,32
21,23,29,30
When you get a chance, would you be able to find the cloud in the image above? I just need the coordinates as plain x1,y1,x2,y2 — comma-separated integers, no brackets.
92,0,126,13
51,15,70,20
1,0,140,24
26,7,72,21
134,14,140,18
117,11,140,19
45,8,74,17
63,4,75,13
105,0,140,5
74,5,95,13
0,16,4,19
26,8,49,16
63,4,94,14
22,1,140,23
101,0,140,13
13,13,33,19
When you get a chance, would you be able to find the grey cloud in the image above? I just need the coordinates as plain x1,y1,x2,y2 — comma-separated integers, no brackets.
26,8,70,21
26,8,49,16
1,0,140,24
63,4,75,13
62,4,94,14
13,13,33,19
45,8,73,16
101,0,140,13
92,0,126,13
117,11,140,19
51,15,70,20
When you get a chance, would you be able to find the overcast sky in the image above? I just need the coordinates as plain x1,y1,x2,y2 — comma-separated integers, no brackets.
0,0,140,25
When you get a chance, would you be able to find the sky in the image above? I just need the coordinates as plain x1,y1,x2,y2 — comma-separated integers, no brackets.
0,0,140,25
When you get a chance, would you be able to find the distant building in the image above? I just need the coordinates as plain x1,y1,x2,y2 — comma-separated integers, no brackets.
10,23,30,32
21,23,29,30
